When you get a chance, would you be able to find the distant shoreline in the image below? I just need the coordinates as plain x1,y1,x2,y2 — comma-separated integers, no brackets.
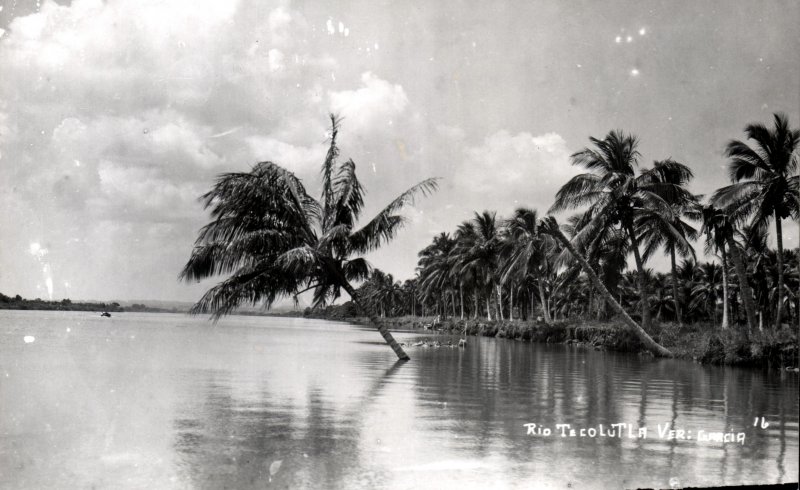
0,293,179,314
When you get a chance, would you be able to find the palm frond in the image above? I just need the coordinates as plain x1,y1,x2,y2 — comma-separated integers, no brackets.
343,257,372,283
725,140,769,181
349,178,440,254
321,114,341,228
549,173,605,212
330,158,365,231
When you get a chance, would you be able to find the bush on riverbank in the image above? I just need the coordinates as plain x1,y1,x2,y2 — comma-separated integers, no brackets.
338,312,798,370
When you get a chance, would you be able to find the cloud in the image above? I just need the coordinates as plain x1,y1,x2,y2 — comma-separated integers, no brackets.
0,0,397,301
451,129,578,215
0,0,582,301
329,72,409,132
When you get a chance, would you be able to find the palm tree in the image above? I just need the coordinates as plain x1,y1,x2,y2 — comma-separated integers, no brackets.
179,115,438,361
362,270,404,318
550,131,694,331
676,258,701,322
700,204,758,332
539,217,672,357
562,212,629,320
713,113,799,328
499,208,555,324
417,232,457,318
689,262,724,326
454,212,503,321
638,160,701,326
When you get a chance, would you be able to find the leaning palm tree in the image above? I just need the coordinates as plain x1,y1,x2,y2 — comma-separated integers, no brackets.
550,131,694,332
713,113,799,328
179,115,438,361
539,217,672,357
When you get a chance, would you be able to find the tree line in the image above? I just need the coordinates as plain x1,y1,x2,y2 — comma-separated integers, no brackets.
356,114,799,340
183,113,798,360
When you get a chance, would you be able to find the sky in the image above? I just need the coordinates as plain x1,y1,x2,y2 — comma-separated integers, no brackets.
0,0,798,304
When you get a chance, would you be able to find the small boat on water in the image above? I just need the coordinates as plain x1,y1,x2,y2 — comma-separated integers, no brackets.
100,311,112,318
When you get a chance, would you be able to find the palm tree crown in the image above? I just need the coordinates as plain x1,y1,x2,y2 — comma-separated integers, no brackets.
180,115,438,359
550,130,694,329
713,113,799,328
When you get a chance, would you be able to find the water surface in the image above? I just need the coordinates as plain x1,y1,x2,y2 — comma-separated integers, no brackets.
0,310,797,488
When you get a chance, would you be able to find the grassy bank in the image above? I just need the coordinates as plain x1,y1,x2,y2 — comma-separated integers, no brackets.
338,314,798,370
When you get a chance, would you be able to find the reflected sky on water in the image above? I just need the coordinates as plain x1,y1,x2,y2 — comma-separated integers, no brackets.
0,311,797,489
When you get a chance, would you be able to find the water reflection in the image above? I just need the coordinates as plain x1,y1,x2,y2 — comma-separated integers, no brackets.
167,329,797,489
171,354,408,488
0,311,796,489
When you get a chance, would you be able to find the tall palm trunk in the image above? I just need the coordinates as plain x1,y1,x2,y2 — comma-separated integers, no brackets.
530,290,535,319
459,283,464,319
721,249,730,330
509,286,514,321
726,237,757,334
496,284,504,321
342,283,410,361
670,245,682,326
626,223,651,330
774,213,784,329
538,278,552,324
486,294,492,320
546,221,672,357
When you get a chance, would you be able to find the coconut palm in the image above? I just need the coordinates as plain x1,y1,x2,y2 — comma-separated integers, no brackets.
700,204,757,332
454,212,503,320
676,258,702,322
689,262,724,326
713,113,799,328
562,212,629,320
550,131,694,332
417,232,457,318
539,216,672,357
179,115,438,361
499,208,556,324
638,160,701,326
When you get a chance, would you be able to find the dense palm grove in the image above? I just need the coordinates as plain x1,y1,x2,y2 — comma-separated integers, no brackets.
185,112,797,360
356,113,799,336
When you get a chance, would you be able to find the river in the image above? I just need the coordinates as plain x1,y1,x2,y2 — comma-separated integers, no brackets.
0,310,797,488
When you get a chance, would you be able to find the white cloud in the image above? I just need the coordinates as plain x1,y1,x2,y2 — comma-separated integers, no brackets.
0,0,356,300
454,129,578,213
329,72,409,132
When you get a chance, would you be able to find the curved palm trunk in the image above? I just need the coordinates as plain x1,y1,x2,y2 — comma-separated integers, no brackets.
721,249,730,330
342,282,410,361
726,238,757,334
670,245,682,326
774,214,784,329
626,223,651,330
547,224,672,357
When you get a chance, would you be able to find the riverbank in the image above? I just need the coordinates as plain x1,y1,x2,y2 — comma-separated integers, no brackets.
339,315,799,370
